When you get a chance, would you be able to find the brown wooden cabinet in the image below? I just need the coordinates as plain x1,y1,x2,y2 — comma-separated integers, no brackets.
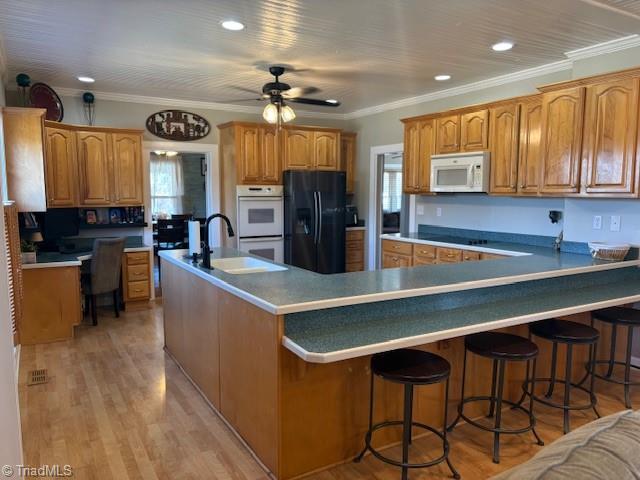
460,109,489,151
517,96,543,195
345,229,365,272
283,128,314,170
44,126,78,207
261,127,280,183
539,87,586,194
340,133,357,194
489,103,520,194
402,118,436,194
111,133,143,205
314,131,340,170
237,124,261,183
122,251,151,304
225,123,281,185
77,130,112,206
582,77,640,195
436,114,460,154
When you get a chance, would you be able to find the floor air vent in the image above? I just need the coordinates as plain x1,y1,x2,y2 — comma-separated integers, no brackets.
27,369,48,386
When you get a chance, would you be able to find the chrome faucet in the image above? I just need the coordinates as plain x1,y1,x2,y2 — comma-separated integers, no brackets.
202,214,235,269
554,230,563,252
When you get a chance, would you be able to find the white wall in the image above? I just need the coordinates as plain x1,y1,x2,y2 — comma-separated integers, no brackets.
564,198,640,245
0,73,25,475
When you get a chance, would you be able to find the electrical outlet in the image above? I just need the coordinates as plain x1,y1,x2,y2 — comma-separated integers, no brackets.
611,215,621,232
416,205,425,215
436,207,442,217
593,215,602,230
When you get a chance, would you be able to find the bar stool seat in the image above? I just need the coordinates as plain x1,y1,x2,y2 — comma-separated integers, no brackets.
448,332,543,464
530,319,599,344
590,307,640,408
355,348,459,480
525,319,600,434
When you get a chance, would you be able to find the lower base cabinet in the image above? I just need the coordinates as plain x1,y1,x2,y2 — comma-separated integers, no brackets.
345,229,365,271
122,251,152,304
382,239,506,268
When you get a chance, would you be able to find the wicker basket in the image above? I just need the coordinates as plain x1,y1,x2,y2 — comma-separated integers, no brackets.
588,242,630,261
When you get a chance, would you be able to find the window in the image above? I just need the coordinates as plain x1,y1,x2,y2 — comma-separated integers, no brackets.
150,153,184,216
382,170,402,212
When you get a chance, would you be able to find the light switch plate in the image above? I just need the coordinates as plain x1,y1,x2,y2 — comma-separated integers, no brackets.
436,207,442,217
611,215,621,232
593,215,602,230
416,205,425,215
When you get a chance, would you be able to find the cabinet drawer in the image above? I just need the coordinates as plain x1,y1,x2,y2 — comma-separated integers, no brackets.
413,244,437,260
346,247,364,264
462,250,481,262
346,229,364,241
437,247,462,263
345,261,364,272
382,240,413,256
480,253,506,261
413,257,437,266
382,252,412,269
127,264,149,281
127,280,150,299
126,251,149,265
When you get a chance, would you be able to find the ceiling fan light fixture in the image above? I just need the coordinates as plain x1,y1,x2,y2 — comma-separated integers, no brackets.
326,99,338,104
434,74,451,81
263,103,279,124
221,20,245,31
280,105,296,123
77,76,95,83
492,41,514,52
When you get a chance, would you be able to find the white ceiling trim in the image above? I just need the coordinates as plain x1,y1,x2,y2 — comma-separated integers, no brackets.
342,59,573,120
564,34,640,60
9,34,637,122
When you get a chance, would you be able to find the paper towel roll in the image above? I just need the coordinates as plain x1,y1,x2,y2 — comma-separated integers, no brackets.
188,220,201,255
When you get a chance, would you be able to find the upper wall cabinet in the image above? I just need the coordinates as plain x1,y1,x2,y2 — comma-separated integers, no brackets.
77,131,112,206
539,87,586,195
111,133,143,205
314,131,340,170
435,114,460,154
582,77,639,195
261,127,280,183
44,126,78,207
232,124,281,185
2,108,47,212
403,119,436,194
489,104,519,194
517,97,543,195
460,109,489,152
283,128,314,170
340,133,357,194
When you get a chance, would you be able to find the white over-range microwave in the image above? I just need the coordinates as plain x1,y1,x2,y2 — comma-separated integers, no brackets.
430,151,491,193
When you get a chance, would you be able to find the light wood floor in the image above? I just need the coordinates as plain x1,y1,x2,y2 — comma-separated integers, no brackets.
19,302,639,480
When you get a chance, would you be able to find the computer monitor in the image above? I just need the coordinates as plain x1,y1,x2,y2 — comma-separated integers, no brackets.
38,208,79,242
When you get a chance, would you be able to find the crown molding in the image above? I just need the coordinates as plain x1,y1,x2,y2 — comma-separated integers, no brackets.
564,34,640,60
50,87,348,120
343,59,572,120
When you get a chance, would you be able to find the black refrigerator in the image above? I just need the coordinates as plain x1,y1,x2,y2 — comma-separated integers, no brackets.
284,170,346,274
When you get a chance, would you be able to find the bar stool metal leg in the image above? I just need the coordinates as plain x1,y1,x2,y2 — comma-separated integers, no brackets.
443,377,461,479
401,384,414,480
493,360,506,464
625,326,633,408
563,344,573,434
545,342,558,398
591,341,601,419
607,324,618,378
529,358,544,446
488,360,498,418
447,348,467,432
355,370,375,463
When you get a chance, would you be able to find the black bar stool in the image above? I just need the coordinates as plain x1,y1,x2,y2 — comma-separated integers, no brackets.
447,332,544,464
525,319,600,434
590,307,640,408
354,348,460,480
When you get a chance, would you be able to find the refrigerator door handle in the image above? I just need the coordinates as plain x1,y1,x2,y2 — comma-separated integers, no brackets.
317,191,322,244
313,191,319,245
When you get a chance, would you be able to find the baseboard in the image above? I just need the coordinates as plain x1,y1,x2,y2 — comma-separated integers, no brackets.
631,355,640,368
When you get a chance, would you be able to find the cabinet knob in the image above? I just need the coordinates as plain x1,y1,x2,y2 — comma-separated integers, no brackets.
447,253,455,258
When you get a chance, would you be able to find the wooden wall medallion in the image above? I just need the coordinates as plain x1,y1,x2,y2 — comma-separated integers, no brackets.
146,110,210,141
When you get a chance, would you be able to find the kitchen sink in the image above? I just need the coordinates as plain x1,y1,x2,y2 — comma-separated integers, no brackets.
208,256,288,274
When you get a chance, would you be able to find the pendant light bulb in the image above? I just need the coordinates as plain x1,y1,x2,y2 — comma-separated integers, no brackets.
280,105,296,123
263,103,279,124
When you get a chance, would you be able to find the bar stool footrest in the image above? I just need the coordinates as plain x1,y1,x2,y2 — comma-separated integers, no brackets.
456,395,537,435
588,360,640,386
523,377,597,411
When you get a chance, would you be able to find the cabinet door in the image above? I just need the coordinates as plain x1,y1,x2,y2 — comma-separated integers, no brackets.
261,127,281,184
417,119,436,192
314,131,339,170
111,133,143,205
283,129,313,170
540,87,585,194
460,109,489,151
77,131,111,205
402,121,420,193
517,97,543,194
341,134,356,194
237,125,261,184
436,114,460,153
44,127,78,207
489,104,519,194
583,78,639,195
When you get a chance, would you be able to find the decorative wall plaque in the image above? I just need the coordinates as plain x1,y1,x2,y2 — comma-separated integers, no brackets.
146,110,210,141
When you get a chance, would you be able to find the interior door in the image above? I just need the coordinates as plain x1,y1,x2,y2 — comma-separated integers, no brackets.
283,170,316,271
316,171,346,274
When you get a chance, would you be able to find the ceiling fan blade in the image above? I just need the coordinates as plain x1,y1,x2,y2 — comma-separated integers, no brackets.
288,97,341,107
283,86,320,98
231,86,263,95
212,98,265,103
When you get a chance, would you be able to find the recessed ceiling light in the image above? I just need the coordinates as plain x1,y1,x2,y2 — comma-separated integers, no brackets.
77,76,95,83
326,99,338,104
434,74,451,81
221,20,245,31
492,41,514,52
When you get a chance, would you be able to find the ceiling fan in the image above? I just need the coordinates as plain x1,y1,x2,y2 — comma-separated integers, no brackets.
227,66,341,125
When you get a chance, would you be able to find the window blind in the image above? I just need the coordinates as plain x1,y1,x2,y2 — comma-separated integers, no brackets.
3,202,22,345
